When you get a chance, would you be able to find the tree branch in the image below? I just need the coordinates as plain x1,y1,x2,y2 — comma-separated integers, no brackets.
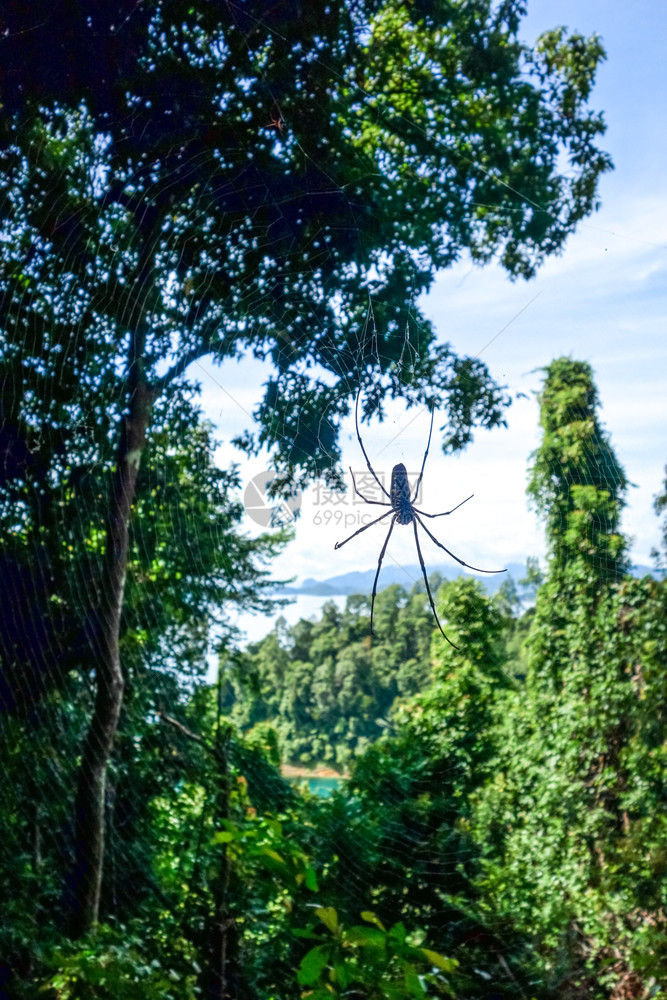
153,343,213,393
158,710,206,746
153,320,230,393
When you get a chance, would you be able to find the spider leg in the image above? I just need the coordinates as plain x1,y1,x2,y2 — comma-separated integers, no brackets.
411,404,435,503
349,467,392,508
414,513,506,574
412,520,458,649
355,390,391,501
413,494,474,518
370,516,396,636
334,508,393,550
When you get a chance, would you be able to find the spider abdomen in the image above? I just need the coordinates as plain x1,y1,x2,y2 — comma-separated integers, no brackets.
391,462,414,524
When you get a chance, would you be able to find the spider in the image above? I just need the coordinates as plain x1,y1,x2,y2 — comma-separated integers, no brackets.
334,392,506,647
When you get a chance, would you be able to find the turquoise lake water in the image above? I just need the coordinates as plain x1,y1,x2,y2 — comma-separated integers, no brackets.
287,776,342,797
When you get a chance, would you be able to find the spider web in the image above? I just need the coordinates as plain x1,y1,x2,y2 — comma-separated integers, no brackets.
0,1,664,993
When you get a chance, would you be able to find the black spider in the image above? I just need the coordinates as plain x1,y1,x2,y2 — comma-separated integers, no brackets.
334,392,506,647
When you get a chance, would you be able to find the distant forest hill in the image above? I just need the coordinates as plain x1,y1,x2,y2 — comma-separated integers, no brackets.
278,561,656,598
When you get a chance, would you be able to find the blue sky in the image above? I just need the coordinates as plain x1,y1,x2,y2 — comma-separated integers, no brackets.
198,0,667,640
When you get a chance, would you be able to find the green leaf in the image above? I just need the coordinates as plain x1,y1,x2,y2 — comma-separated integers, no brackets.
345,926,386,948
248,847,289,874
212,831,234,843
293,928,321,940
388,921,406,944
304,865,319,892
315,907,339,934
297,945,330,986
361,910,385,931
332,959,350,988
421,949,458,972
257,847,285,863
403,962,426,998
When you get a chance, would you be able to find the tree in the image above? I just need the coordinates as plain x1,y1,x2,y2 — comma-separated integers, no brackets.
0,416,286,987
528,357,628,585
473,360,667,994
524,357,629,695
1,0,611,935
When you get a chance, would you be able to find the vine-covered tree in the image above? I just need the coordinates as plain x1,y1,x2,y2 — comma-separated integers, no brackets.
523,356,629,694
528,357,628,585
473,359,667,994
1,0,611,936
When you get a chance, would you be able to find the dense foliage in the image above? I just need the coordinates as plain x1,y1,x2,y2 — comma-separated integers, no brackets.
4,2,665,999
225,581,440,767
472,361,667,996
3,357,666,998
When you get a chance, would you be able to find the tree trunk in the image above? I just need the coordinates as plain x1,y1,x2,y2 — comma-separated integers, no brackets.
210,734,233,1000
69,379,152,937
